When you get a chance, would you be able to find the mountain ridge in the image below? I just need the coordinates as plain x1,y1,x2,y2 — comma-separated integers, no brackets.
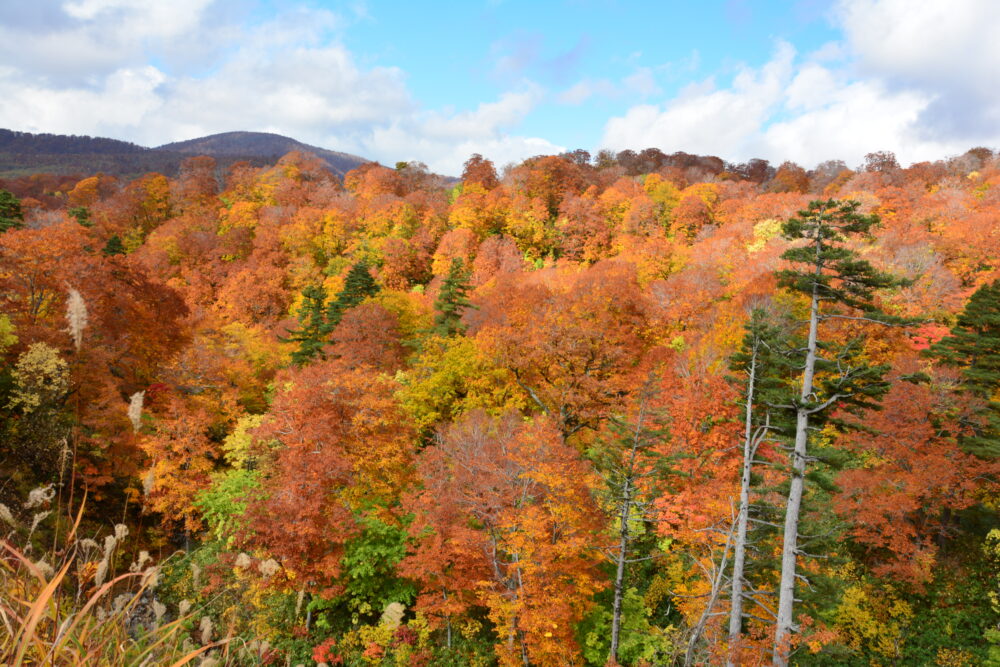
0,128,371,178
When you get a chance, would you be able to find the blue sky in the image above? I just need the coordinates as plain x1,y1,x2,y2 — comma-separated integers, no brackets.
335,0,837,150
0,0,997,174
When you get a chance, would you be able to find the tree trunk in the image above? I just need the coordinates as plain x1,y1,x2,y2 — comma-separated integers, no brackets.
727,342,758,666
684,525,734,667
609,479,632,664
774,278,820,666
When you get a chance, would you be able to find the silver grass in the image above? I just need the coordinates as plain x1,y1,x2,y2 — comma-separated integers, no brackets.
128,391,145,433
65,287,88,351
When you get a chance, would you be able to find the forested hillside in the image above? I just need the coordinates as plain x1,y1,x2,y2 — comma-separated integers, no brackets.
0,129,370,179
1,147,999,665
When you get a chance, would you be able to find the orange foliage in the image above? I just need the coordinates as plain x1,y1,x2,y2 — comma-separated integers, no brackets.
245,362,415,596
402,411,604,666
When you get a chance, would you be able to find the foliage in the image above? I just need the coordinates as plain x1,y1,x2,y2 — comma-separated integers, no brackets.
3,147,1000,665
433,257,475,336
929,279,1000,457
0,188,23,232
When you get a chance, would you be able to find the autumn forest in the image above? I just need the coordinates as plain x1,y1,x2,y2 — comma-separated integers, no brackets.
2,145,1000,666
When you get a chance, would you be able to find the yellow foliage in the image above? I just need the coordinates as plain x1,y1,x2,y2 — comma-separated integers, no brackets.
643,173,681,225
222,414,266,468
396,336,524,433
218,200,262,233
834,581,912,660
680,182,720,208
0,312,17,355
8,342,68,414
370,289,432,340
935,647,977,666
746,218,783,253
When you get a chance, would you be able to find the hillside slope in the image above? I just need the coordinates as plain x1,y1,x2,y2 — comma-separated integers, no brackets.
0,128,370,178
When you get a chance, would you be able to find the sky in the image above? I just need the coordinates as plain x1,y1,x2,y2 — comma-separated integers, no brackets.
0,0,997,175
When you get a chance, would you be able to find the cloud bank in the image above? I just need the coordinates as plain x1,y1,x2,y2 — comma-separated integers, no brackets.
601,0,1000,167
0,0,561,174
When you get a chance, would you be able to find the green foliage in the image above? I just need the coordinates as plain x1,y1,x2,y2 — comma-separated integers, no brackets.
68,206,92,227
0,313,17,355
433,257,475,337
0,189,23,232
327,260,379,326
102,234,125,255
579,587,676,666
194,468,261,546
929,279,1000,457
728,307,798,435
283,284,333,365
778,199,909,319
334,516,416,624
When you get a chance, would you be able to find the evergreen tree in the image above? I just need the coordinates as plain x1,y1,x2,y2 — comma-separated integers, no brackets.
433,258,475,336
69,206,93,227
102,235,125,256
930,279,1000,458
284,285,333,365
327,261,378,326
0,189,24,233
771,199,908,664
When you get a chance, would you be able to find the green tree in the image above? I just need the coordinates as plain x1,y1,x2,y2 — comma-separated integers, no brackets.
771,199,908,664
102,235,125,256
929,279,1000,458
327,261,378,327
0,189,24,233
586,378,673,665
284,285,333,365
68,206,93,227
433,258,475,336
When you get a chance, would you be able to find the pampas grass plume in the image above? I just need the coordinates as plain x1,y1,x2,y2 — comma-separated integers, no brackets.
65,286,88,351
128,391,145,433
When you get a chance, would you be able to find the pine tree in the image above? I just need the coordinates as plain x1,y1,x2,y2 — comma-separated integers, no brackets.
433,258,475,337
284,285,333,365
930,279,1000,458
327,261,378,326
0,189,24,233
771,199,908,665
102,235,125,256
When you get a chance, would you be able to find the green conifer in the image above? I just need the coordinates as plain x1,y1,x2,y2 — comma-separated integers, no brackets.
930,279,1000,457
433,258,475,336
0,189,24,233
772,199,909,663
327,261,378,326
285,285,333,365
102,235,125,256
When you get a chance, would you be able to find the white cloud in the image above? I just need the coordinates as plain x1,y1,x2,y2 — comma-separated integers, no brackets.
557,66,661,106
836,0,1000,140
558,79,617,105
358,87,564,174
623,67,661,97
601,1,1000,167
602,43,794,159
0,1,557,175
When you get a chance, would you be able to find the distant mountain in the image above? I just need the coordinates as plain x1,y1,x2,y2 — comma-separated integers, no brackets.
0,128,371,179
0,129,148,155
157,131,368,176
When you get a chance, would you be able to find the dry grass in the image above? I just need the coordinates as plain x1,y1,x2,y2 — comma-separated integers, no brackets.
0,497,228,666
